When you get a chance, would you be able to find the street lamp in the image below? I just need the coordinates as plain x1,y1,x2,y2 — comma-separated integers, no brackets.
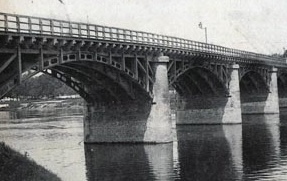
198,22,207,43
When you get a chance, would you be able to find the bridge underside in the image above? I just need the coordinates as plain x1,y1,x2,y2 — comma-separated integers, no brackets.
174,64,242,124
0,34,176,143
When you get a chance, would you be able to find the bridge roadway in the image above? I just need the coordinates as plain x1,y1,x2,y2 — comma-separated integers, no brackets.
0,12,287,143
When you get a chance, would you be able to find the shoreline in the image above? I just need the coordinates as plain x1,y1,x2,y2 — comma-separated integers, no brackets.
0,142,61,181
0,98,84,111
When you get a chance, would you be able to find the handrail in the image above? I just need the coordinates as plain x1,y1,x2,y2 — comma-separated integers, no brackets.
0,12,285,64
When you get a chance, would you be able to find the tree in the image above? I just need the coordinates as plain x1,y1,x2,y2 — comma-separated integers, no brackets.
9,74,76,99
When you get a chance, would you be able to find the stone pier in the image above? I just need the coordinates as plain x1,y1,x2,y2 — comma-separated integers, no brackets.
176,64,242,124
84,55,172,143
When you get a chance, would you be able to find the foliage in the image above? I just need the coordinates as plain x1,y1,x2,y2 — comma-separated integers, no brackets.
9,73,76,99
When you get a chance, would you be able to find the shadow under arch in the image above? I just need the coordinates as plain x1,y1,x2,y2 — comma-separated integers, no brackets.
0,51,151,104
174,66,236,124
239,70,278,114
277,73,287,109
240,70,269,103
171,66,228,97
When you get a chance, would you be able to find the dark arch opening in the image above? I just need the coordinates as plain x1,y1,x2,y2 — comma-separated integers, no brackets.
4,58,150,105
240,71,269,103
172,67,227,97
278,73,287,98
172,66,229,112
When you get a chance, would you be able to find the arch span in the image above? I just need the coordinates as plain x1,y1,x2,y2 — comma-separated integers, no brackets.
0,51,152,103
278,73,287,98
174,65,241,124
171,66,228,98
240,68,279,114
239,71,269,103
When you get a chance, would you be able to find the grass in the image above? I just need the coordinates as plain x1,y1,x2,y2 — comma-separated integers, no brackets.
0,142,61,181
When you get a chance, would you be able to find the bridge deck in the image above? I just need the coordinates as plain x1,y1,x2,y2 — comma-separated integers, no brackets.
0,12,285,66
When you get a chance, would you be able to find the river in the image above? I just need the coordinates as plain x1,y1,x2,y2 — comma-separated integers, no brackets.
1,108,287,180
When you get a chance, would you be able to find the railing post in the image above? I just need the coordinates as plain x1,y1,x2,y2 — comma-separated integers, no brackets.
69,22,72,36
28,17,32,34
78,23,81,37
50,20,54,35
87,24,90,38
39,19,43,35
4,14,8,32
16,16,20,33
60,22,63,36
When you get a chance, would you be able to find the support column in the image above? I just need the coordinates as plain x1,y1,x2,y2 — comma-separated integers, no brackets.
222,64,242,124
83,55,172,143
144,55,172,142
264,67,279,114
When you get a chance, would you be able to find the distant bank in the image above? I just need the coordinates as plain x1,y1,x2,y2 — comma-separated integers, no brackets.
0,98,84,111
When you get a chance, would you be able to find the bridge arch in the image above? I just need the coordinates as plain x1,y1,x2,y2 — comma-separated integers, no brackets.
171,66,228,97
277,73,287,98
239,70,269,103
0,51,152,103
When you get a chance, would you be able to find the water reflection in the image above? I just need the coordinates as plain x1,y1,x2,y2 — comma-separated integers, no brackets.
3,108,287,180
176,125,242,180
10,108,83,119
84,143,175,181
242,114,281,180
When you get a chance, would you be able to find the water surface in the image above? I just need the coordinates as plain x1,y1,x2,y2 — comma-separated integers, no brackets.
1,108,287,180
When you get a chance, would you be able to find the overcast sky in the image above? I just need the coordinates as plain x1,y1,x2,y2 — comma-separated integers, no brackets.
0,0,286,54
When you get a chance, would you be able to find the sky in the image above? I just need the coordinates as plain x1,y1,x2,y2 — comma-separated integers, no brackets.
0,0,286,54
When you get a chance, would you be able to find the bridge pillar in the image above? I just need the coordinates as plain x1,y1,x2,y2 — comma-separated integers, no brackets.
222,64,242,123
264,67,280,114
241,67,279,114
176,64,242,124
84,55,172,143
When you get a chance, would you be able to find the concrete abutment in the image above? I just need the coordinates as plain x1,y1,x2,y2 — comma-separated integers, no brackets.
84,55,172,143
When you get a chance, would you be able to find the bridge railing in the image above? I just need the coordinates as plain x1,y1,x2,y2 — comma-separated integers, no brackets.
0,12,285,64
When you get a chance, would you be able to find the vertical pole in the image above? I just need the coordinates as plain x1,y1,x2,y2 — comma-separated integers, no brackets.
17,46,22,84
94,51,98,62
50,20,54,35
134,55,138,80
16,16,20,33
121,53,126,71
205,27,208,43
4,14,8,32
59,48,63,64
39,47,44,70
145,55,150,92
109,50,112,65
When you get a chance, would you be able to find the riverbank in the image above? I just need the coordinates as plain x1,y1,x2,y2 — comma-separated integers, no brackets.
0,98,84,111
0,142,61,181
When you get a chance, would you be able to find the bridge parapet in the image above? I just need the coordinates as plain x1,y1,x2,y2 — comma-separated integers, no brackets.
0,12,285,66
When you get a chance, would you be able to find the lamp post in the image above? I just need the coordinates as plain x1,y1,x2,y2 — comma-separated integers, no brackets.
198,22,207,43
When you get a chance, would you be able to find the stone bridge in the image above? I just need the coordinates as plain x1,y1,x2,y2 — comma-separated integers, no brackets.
0,12,286,143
